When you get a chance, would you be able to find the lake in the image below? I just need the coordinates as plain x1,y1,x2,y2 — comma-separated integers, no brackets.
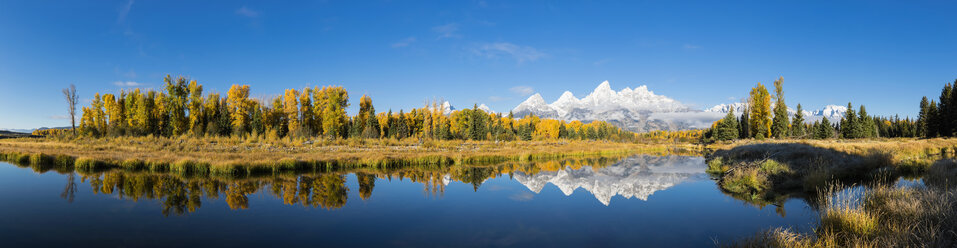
0,155,817,247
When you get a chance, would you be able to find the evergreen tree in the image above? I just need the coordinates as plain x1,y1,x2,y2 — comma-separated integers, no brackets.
858,105,876,138
791,103,806,138
770,77,789,138
940,83,954,136
362,105,380,139
739,104,750,139
840,102,859,139
928,100,940,137
714,109,740,141
397,110,409,139
918,96,930,137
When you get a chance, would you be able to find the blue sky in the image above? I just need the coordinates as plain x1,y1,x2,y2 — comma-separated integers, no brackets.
1,0,956,129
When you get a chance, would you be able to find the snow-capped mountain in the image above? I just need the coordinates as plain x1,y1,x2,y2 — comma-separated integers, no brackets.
511,155,708,205
512,81,712,132
441,101,456,115
705,103,847,123
478,104,494,113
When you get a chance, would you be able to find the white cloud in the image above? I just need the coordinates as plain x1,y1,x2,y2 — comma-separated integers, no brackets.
488,96,506,102
236,6,260,18
649,112,725,129
113,81,143,87
117,0,134,24
432,23,460,39
683,44,701,50
509,86,534,96
473,42,546,63
391,37,416,48
50,115,72,120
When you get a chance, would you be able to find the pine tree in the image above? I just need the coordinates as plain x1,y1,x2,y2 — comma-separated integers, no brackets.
714,109,740,141
858,105,876,138
397,110,409,139
840,102,858,138
939,83,953,137
928,100,940,137
918,96,930,137
791,103,806,138
739,104,750,139
770,77,789,138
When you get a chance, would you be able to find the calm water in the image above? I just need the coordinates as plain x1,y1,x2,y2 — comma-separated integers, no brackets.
0,155,817,247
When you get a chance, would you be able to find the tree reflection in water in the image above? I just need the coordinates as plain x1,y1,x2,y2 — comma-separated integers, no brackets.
30,154,738,216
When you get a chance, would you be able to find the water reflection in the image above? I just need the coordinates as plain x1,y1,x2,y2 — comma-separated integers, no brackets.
12,155,713,215
512,155,708,205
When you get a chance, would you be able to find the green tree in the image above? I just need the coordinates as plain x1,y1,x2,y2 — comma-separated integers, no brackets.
840,102,859,139
791,103,806,138
187,81,204,135
714,109,740,141
918,96,930,137
770,77,789,138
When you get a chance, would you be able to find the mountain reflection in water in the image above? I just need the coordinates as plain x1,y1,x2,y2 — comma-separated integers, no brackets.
25,155,707,215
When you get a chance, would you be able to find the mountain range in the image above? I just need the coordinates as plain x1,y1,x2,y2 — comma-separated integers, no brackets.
510,81,848,132
511,155,709,205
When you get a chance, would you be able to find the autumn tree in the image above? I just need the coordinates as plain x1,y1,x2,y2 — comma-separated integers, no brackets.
62,84,78,135
283,89,300,136
227,85,251,134
164,75,190,136
187,80,204,135
748,83,771,139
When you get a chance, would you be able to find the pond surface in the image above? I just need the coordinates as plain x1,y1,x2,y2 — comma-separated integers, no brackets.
0,155,817,247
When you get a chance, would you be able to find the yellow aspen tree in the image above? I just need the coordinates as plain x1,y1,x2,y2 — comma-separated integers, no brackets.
227,85,251,134
748,82,772,139
283,88,300,136
187,80,204,135
299,87,315,136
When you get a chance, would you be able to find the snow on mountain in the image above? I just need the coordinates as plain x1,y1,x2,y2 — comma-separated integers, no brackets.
705,102,846,123
441,101,456,115
813,105,848,121
512,81,705,132
511,155,708,205
513,93,559,118
478,104,494,113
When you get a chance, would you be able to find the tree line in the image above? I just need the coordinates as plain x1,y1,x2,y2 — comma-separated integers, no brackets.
70,75,636,142
703,77,908,141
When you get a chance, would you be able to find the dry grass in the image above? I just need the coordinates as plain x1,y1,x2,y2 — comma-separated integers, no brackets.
0,136,698,174
728,184,957,248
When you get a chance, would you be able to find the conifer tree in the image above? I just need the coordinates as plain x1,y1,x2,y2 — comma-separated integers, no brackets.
858,105,876,138
840,102,859,139
770,77,789,138
938,83,953,137
397,110,409,139
739,104,750,139
928,100,940,137
714,109,740,141
791,103,806,138
918,96,930,137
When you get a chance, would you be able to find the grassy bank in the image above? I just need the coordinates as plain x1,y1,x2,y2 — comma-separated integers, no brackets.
0,136,697,177
704,138,957,204
729,162,957,247
715,143,957,247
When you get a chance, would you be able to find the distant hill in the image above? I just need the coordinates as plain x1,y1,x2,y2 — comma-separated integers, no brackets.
0,130,34,138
